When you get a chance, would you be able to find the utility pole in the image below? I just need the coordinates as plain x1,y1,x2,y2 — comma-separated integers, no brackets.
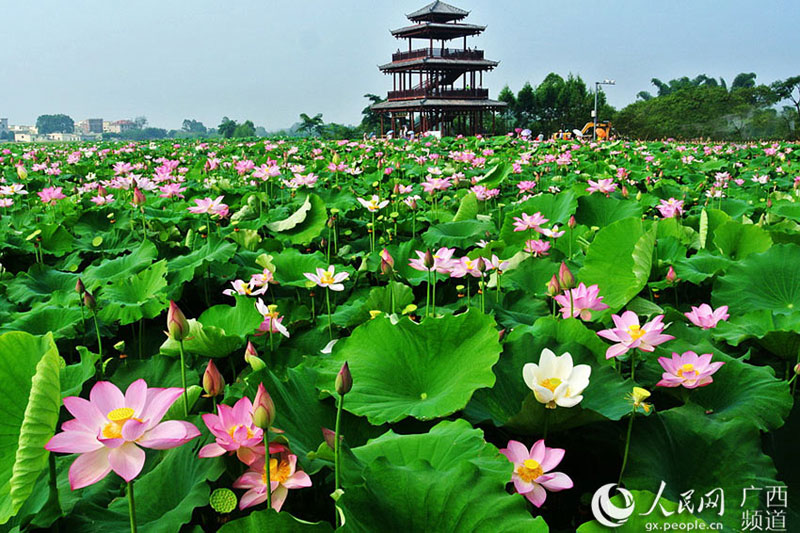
593,79,615,141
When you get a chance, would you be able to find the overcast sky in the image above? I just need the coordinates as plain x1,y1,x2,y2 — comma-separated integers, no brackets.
3,1,798,130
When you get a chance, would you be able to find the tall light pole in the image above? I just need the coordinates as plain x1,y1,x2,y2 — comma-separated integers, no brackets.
593,79,615,140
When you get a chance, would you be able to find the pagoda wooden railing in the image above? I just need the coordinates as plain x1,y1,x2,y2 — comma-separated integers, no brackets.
391,48,485,62
387,88,489,101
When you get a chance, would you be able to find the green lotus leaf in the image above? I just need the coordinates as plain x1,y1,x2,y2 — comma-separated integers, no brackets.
60,346,100,398
98,260,169,325
352,419,509,477
197,295,263,341
580,217,656,313
713,220,772,260
39,223,76,257
422,219,494,249
166,239,238,287
81,240,158,290
62,440,224,533
626,404,781,530
712,244,800,316
219,509,333,533
5,265,79,307
0,332,61,525
315,310,502,424
452,192,479,221
160,319,243,358
271,194,327,245
712,310,800,359
576,194,643,228
266,194,313,232
338,458,549,533
500,191,578,246
673,249,732,284
478,161,511,189
110,353,200,391
1,304,83,340
362,281,414,315
271,248,329,288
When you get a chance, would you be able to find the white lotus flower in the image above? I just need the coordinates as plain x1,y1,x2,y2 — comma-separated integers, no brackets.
522,348,591,409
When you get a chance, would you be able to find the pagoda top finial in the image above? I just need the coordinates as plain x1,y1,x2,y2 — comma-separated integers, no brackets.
406,1,469,23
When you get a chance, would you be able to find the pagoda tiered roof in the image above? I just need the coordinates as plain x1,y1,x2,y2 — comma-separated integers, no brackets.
407,1,469,23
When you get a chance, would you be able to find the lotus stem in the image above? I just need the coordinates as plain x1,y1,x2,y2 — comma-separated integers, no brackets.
618,409,636,487
92,312,102,358
127,481,138,533
326,289,333,340
334,394,343,528
178,340,188,416
48,452,61,524
630,351,636,383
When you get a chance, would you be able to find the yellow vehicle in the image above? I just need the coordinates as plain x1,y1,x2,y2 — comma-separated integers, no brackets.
551,121,613,140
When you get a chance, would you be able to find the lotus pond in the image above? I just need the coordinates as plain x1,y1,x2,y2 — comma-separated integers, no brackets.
0,136,798,532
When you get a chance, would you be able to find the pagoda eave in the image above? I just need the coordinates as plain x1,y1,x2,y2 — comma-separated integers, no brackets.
379,58,499,71
390,22,486,40
371,98,508,112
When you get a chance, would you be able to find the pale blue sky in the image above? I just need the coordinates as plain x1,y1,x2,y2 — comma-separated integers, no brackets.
2,1,798,130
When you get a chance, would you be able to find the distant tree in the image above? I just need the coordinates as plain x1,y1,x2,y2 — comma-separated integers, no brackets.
133,116,148,129
181,119,207,134
298,113,325,137
497,85,517,130
771,75,800,135
731,72,757,90
233,120,256,138
636,91,654,101
255,126,268,137
218,117,237,139
360,94,387,134
515,82,536,128
36,114,74,134
324,123,358,140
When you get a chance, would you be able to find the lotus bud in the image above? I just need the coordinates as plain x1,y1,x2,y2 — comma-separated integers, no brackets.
568,215,577,229
392,182,400,195
167,300,190,341
767,198,772,208
498,328,506,341
621,185,629,198
252,383,276,429
16,165,28,180
75,278,86,296
380,248,394,269
322,427,337,450
546,274,561,297
423,249,434,269
476,256,486,273
666,266,677,284
202,360,225,398
244,341,267,371
794,363,800,376
83,290,97,311
97,185,109,196
558,262,575,290
132,186,146,207
335,362,352,395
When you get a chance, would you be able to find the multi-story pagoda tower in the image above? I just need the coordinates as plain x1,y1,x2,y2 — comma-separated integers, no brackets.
371,1,506,137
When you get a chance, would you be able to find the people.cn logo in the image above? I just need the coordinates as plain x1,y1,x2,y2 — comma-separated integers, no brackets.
591,483,636,528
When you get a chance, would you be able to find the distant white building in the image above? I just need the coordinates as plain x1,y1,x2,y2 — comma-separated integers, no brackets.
76,118,103,134
105,120,135,134
47,132,81,142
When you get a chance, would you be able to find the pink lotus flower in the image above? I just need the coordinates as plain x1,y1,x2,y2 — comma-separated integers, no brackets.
45,379,200,489
449,256,484,278
554,283,609,320
188,195,229,218
304,265,349,291
499,440,573,508
657,198,684,218
38,186,67,205
586,178,617,195
685,304,729,329
597,311,674,359
198,396,276,465
90,194,114,205
513,212,549,232
233,453,312,511
656,351,725,389
158,183,186,198
524,239,551,257
409,247,455,274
